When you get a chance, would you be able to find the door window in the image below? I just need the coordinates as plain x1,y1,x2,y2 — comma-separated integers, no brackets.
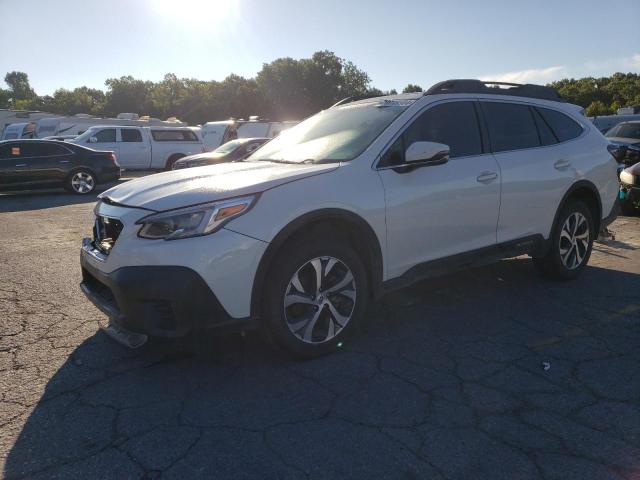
535,107,583,142
94,129,116,143
35,143,70,156
380,101,482,166
482,102,540,153
121,129,143,142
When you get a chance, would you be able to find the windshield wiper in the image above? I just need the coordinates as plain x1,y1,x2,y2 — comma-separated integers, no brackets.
260,159,305,164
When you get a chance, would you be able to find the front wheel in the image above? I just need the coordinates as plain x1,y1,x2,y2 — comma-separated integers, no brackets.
65,169,96,195
533,200,594,280
262,235,369,358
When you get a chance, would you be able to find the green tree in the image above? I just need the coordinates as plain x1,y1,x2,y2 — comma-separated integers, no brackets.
585,100,612,116
402,84,422,93
4,71,36,103
103,76,153,117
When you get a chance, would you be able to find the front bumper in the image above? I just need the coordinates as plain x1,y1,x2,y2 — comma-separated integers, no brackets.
620,182,640,206
80,239,254,339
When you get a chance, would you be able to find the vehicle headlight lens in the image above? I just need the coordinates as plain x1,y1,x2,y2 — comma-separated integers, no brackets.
136,196,257,240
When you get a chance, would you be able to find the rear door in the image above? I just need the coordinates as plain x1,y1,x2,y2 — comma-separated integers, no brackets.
118,128,150,168
0,142,31,187
481,101,580,242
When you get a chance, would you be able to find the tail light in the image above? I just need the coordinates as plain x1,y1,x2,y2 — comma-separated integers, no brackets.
607,144,626,162
108,152,119,166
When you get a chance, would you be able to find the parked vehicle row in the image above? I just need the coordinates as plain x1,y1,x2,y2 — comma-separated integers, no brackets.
79,79,619,358
0,140,120,194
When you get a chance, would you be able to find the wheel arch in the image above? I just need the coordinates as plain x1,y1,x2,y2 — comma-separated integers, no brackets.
552,180,603,237
165,153,186,170
250,208,384,319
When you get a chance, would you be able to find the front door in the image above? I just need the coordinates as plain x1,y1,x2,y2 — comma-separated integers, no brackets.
377,100,501,279
87,128,119,162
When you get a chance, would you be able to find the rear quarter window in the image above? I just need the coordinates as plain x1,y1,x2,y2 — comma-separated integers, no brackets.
151,130,199,141
536,107,583,142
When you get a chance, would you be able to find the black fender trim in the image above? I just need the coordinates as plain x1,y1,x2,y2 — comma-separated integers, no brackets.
250,209,384,319
550,180,603,237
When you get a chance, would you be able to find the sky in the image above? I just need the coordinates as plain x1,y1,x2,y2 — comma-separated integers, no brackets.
0,0,639,95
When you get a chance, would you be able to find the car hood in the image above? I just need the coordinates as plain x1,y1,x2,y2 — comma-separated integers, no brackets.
607,137,640,147
99,160,339,211
176,151,225,163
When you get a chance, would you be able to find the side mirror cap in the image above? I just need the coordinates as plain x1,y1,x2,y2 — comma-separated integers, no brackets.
89,136,98,143
405,141,450,165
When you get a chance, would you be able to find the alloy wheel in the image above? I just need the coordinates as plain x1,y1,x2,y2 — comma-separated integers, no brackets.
283,256,356,344
559,212,589,270
71,172,95,194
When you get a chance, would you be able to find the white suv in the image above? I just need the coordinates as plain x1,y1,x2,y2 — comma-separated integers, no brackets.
80,80,619,357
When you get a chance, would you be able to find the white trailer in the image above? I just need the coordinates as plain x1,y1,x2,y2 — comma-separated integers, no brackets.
1,111,186,140
200,118,297,151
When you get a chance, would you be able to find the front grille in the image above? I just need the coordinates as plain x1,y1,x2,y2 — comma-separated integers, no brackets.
93,215,124,255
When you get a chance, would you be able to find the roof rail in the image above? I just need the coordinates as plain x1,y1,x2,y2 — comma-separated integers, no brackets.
330,94,383,108
424,79,565,103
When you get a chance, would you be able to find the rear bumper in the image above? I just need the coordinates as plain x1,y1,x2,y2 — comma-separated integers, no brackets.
80,244,253,339
98,166,121,184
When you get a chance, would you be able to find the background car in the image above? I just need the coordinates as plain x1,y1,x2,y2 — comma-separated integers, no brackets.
0,139,120,195
605,121,640,167
172,137,269,169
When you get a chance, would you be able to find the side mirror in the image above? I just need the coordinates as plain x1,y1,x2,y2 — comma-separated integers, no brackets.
405,141,450,165
89,136,98,143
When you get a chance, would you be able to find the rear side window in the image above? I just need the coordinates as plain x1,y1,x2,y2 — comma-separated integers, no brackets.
36,143,70,156
531,108,558,146
380,101,482,166
482,102,540,153
536,107,583,142
94,129,116,143
121,129,143,142
151,130,198,141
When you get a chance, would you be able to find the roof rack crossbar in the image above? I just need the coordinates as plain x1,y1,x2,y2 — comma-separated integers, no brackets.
330,94,384,108
424,79,565,103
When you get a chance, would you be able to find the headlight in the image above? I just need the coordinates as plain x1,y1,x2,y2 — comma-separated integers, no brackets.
620,169,635,185
136,196,257,240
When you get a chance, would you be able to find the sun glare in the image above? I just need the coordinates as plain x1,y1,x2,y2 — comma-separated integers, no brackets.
150,0,238,26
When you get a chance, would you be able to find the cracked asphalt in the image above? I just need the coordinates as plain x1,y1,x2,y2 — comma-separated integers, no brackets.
1,188,639,480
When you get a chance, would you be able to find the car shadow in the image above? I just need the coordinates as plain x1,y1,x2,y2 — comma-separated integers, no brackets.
4,260,640,479
0,182,122,213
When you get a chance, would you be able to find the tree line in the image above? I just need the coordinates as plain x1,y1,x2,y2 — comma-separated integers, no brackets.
1,51,638,124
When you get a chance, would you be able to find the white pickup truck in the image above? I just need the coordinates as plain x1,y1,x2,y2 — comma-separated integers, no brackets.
70,126,204,170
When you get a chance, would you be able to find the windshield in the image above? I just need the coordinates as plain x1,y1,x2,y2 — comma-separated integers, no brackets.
213,139,243,154
73,128,98,143
606,123,640,140
249,100,412,163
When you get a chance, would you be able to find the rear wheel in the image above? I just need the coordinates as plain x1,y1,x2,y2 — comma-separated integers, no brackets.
262,234,369,358
533,200,594,280
65,169,96,195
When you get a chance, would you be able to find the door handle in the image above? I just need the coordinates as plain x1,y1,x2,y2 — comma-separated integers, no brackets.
554,159,571,171
14,164,27,167
476,171,498,184
59,160,70,164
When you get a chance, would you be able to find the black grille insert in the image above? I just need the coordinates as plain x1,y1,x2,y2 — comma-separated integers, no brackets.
93,216,124,255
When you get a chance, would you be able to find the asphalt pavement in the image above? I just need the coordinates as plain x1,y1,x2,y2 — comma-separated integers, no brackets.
1,187,639,480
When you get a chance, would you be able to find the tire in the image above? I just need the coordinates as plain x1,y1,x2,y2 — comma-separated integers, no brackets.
165,154,185,171
533,200,594,280
64,169,96,195
261,233,369,359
